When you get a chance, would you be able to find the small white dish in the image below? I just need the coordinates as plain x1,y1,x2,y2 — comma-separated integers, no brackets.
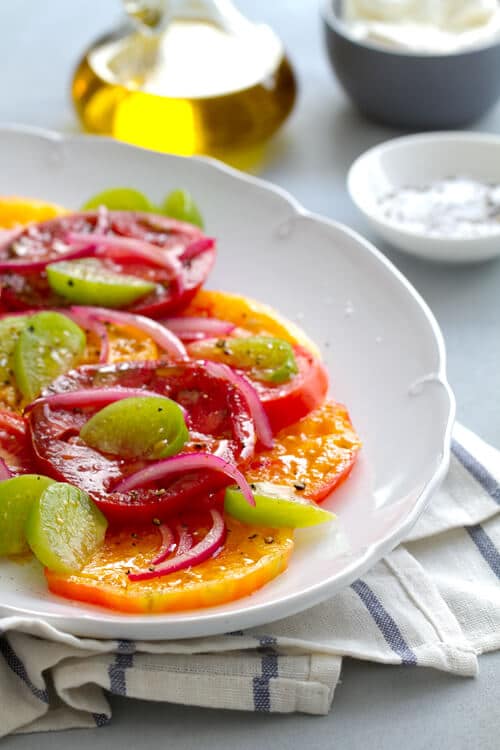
0,125,454,640
348,132,500,263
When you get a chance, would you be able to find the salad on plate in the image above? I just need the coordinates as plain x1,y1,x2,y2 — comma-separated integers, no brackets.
0,188,361,614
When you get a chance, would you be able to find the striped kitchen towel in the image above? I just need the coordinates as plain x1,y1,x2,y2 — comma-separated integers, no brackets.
1,423,499,735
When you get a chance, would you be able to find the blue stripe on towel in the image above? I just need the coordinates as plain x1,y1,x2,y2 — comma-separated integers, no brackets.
466,524,500,580
351,580,417,665
0,637,49,703
452,439,500,505
253,636,279,712
108,639,135,696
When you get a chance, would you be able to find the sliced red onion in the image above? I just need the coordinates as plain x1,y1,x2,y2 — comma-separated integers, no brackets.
152,524,193,565
115,452,255,506
0,457,12,480
151,524,175,565
175,526,194,555
128,509,225,581
70,306,188,361
161,316,235,342
202,360,274,450
0,244,98,274
180,237,215,262
24,387,165,414
59,308,109,364
66,232,182,277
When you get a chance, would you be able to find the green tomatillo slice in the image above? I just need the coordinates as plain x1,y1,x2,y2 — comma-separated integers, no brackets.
0,315,29,389
190,335,299,383
224,481,335,528
82,187,153,212
0,474,55,556
161,189,204,228
46,258,157,307
13,311,86,402
25,482,108,574
79,395,189,460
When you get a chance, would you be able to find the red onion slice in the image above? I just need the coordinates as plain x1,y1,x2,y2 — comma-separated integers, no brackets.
151,524,175,565
202,361,274,449
180,237,216,262
66,232,182,277
0,244,98,274
128,509,225,581
0,457,12,480
152,524,193,565
25,386,166,414
162,316,235,342
115,452,255,506
71,306,188,361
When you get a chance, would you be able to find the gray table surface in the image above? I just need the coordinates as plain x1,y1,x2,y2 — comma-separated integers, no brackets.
1,2,499,748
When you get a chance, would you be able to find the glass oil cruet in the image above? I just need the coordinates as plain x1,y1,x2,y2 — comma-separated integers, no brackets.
71,0,297,167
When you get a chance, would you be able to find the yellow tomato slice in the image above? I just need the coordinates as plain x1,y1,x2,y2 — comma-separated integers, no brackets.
0,196,67,229
83,323,158,365
184,289,320,357
46,516,293,613
247,400,361,502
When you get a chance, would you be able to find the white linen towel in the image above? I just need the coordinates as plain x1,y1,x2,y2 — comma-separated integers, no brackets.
1,423,499,736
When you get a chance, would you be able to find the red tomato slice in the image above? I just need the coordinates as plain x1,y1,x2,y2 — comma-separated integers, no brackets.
255,346,329,433
0,409,35,475
0,211,215,317
187,341,329,434
27,361,255,524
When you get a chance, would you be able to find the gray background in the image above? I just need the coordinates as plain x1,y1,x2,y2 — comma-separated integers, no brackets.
1,1,499,748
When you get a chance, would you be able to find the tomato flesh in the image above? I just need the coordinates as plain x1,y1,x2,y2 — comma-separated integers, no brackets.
27,361,255,524
0,410,35,475
247,400,361,502
187,340,329,434
0,211,215,316
46,514,294,613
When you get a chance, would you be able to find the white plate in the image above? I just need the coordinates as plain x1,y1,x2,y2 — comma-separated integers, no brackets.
0,125,454,640
348,132,500,263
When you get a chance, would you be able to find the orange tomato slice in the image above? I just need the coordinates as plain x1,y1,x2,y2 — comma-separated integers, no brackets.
184,289,320,358
247,400,361,502
0,323,158,412
46,517,293,613
0,196,67,229
83,323,158,365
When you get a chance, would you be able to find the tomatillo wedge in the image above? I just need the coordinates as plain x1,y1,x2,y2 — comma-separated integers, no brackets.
0,474,55,556
80,396,189,460
0,315,29,387
25,482,108,574
224,482,335,528
82,187,153,212
46,258,156,307
162,189,204,229
13,311,86,402
190,336,299,383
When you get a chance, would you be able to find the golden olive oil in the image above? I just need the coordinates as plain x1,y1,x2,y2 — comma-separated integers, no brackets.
71,20,297,167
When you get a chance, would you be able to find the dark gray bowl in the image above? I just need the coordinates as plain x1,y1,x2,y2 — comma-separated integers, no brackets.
322,0,500,129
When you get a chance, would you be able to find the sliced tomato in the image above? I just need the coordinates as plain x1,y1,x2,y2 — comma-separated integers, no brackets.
46,514,294,614
0,211,215,316
27,361,255,524
0,409,35,475
187,340,329,434
247,400,361,502
254,346,329,433
184,288,320,357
